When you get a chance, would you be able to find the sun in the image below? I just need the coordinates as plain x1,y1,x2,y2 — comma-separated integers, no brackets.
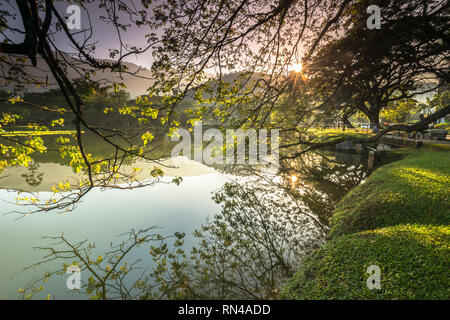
292,61,303,73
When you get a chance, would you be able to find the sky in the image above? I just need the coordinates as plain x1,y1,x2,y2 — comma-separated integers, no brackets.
1,0,306,73
0,0,158,69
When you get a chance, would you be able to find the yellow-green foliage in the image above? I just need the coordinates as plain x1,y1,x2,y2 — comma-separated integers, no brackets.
433,123,450,130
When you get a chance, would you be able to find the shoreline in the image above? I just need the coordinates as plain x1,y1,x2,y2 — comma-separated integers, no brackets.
282,146,450,299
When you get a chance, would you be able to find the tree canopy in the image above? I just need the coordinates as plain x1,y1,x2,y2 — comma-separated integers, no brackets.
0,0,449,213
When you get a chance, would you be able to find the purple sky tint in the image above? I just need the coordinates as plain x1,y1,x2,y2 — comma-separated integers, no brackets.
0,1,157,69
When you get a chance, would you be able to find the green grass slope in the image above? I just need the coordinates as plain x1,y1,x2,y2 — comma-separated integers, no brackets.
282,148,450,300
330,149,450,238
282,225,449,299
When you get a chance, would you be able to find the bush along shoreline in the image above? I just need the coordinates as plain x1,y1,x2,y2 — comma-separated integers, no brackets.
282,147,450,299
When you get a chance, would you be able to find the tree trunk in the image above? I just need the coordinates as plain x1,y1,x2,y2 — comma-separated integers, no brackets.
368,112,380,129
343,116,354,129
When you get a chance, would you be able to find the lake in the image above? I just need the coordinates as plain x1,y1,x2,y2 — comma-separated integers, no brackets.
0,141,368,299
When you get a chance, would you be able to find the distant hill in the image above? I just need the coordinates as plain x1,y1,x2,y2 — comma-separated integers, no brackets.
1,53,155,98
1,51,270,102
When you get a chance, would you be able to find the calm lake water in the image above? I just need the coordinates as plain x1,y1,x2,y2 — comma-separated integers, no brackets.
0,144,367,299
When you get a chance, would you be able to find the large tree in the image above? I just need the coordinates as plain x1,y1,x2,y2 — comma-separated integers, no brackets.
307,0,449,128
1,0,449,188
0,0,175,213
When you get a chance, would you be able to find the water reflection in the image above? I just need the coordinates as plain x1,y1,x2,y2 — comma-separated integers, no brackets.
16,179,327,300
0,132,186,214
0,136,368,299
278,151,368,226
20,163,44,187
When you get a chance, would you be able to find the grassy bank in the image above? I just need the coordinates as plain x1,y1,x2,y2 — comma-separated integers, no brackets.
331,149,450,238
282,147,450,299
307,128,373,143
0,130,79,137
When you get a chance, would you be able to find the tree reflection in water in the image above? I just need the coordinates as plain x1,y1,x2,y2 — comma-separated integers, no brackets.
18,151,368,299
278,151,369,226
